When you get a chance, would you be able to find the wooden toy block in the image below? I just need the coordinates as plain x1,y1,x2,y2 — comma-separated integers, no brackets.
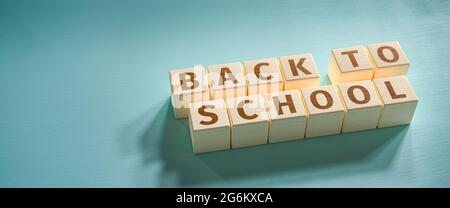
264,90,307,143
301,85,345,138
328,46,375,84
207,62,247,100
169,66,210,119
226,95,270,148
278,53,320,90
367,41,410,78
373,76,418,128
244,58,283,95
188,99,231,154
337,80,383,133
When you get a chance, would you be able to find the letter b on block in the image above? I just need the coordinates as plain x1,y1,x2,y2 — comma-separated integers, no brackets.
170,66,209,118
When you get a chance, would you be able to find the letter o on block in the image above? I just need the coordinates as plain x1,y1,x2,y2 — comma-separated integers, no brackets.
337,80,383,133
367,41,410,78
189,99,231,153
301,85,345,138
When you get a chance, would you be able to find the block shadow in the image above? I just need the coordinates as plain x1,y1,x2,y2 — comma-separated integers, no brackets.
135,97,408,187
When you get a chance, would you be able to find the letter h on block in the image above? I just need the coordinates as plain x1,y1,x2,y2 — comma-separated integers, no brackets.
169,66,210,119
264,90,307,143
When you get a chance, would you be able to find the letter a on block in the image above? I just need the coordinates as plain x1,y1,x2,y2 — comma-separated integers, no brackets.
328,46,375,84
278,54,320,90
373,76,418,128
189,99,231,153
244,58,283,95
169,66,209,119
264,90,307,143
207,62,247,100
337,80,383,133
367,41,410,78
302,85,345,137
226,95,269,148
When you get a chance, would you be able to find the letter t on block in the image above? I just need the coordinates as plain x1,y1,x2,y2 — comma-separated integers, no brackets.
373,75,418,128
169,66,210,119
328,46,375,84
189,99,231,154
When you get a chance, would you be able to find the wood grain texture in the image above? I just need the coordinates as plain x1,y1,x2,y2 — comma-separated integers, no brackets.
0,0,449,187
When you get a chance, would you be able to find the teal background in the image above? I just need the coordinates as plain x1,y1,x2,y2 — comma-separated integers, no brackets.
1,0,449,187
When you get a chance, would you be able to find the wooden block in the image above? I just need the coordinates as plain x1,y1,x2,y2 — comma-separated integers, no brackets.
367,41,410,78
278,53,320,90
301,85,345,137
373,76,418,128
207,62,247,100
188,99,231,153
226,95,269,148
264,90,307,143
244,58,283,95
337,80,383,133
169,66,210,119
328,46,375,84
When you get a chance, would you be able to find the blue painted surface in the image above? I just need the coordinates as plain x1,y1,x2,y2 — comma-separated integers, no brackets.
1,0,449,187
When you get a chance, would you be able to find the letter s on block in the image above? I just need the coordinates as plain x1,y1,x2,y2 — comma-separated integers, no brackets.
198,105,219,125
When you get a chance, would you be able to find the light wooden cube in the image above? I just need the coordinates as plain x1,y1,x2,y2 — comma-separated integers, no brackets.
207,62,247,100
367,41,410,78
328,46,375,84
337,80,383,133
278,53,320,90
244,58,283,95
188,99,231,154
169,66,210,119
301,85,345,138
226,95,270,148
264,90,307,143
373,76,418,128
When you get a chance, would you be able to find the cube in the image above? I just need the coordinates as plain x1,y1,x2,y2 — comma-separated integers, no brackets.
278,53,320,90
169,66,209,119
301,85,345,137
367,41,410,78
264,90,307,143
226,95,270,148
188,99,231,153
373,76,418,128
328,46,375,84
337,80,383,133
244,58,283,95
207,62,247,100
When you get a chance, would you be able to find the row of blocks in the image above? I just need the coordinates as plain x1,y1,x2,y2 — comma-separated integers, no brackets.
168,41,417,154
188,76,418,153
170,41,409,119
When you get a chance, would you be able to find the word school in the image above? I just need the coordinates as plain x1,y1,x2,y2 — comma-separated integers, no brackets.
168,41,418,154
